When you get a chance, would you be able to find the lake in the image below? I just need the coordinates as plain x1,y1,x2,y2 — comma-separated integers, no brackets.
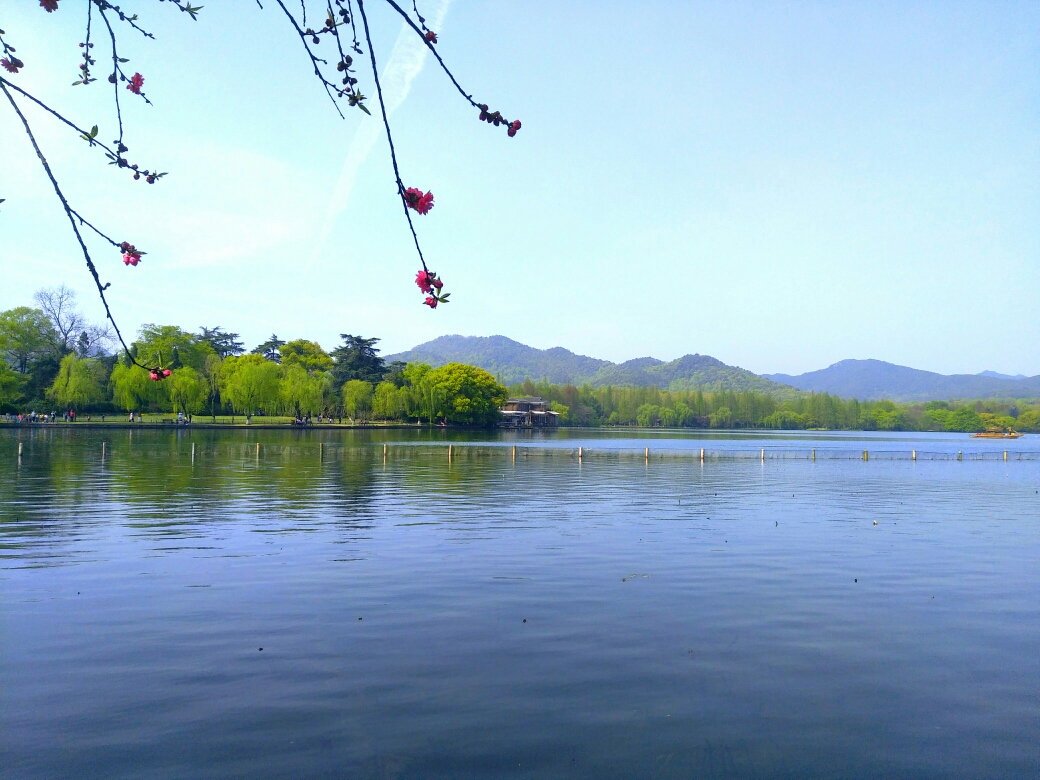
2,427,1038,778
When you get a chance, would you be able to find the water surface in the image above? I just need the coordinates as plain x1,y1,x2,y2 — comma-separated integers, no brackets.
2,429,1038,778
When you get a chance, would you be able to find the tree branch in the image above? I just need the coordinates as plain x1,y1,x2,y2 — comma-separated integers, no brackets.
356,0,427,272
1,80,151,371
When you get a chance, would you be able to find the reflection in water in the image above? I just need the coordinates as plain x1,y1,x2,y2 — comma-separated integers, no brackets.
1,428,1039,779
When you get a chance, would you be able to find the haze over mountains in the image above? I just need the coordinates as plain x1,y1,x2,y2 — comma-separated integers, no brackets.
386,336,1040,402
766,360,1040,402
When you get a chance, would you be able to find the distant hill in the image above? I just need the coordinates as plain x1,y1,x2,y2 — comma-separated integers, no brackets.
386,335,796,396
766,359,1040,402
386,335,611,385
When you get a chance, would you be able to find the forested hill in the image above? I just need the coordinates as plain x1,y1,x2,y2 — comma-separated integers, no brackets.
766,359,1040,402
385,336,611,385
385,336,796,395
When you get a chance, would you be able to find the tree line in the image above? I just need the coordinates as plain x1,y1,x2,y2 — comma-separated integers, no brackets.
0,290,505,426
2,289,1037,432
509,380,1040,433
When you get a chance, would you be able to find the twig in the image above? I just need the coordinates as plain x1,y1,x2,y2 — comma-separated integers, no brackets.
356,0,427,272
2,81,150,370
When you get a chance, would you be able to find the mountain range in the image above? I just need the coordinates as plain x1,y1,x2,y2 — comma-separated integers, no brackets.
385,336,1040,402
386,336,794,395
766,360,1040,402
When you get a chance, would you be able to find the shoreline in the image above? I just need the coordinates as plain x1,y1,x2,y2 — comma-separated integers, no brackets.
0,422,443,431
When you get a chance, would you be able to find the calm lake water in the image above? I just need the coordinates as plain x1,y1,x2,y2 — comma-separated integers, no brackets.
2,427,1038,779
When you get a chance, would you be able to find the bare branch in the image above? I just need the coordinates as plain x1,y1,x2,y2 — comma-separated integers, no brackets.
1,81,153,371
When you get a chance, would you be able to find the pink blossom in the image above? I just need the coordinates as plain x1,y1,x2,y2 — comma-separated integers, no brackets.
415,270,434,293
423,296,438,309
416,191,434,214
403,186,434,215
127,72,144,95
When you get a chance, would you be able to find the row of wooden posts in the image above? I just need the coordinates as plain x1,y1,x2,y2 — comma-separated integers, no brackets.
11,442,1012,464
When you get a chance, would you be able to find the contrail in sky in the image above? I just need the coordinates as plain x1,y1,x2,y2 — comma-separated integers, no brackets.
307,0,451,268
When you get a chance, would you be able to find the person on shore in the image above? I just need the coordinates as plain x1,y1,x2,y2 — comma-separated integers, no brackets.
129,411,135,423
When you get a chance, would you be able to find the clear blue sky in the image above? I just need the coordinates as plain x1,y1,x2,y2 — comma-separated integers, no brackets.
2,1,1037,375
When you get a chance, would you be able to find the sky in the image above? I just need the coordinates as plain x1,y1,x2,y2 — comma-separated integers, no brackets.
1,1,1038,376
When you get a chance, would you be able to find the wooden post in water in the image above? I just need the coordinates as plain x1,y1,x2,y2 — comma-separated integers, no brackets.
382,443,386,464
958,451,962,461
645,447,649,463
761,448,765,463
512,445,516,463
700,448,705,464
256,442,260,462
191,442,194,464
578,446,583,462
18,442,23,457
811,448,816,462
448,444,453,463
1004,450,1008,462
863,450,868,461
102,441,106,461
912,449,916,461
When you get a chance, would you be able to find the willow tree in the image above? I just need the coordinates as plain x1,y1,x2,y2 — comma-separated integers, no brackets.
47,353,106,410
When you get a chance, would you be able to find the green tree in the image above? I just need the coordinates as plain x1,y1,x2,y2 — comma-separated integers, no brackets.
372,380,404,420
279,339,334,372
168,367,207,414
709,406,733,428
427,363,507,426
47,354,107,410
636,403,660,427
332,335,385,385
109,362,154,412
0,358,25,410
280,364,329,417
0,306,56,374
251,334,286,362
198,326,245,358
221,354,282,422
549,401,570,423
942,406,985,432
203,353,224,421
658,406,677,427
1016,409,1040,431
135,324,215,371
342,380,374,420
870,407,908,431
401,362,440,423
